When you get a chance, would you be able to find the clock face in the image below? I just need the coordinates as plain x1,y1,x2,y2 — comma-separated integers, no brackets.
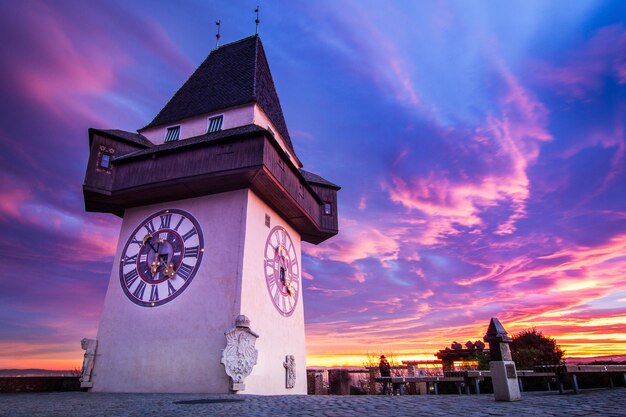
264,225,300,317
119,209,204,307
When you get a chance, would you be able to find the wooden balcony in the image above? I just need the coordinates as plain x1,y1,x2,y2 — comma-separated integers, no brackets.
83,126,339,244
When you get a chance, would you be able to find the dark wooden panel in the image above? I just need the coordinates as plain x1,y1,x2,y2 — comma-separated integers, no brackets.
311,185,339,232
83,133,147,193
83,130,338,243
263,138,321,220
112,136,265,192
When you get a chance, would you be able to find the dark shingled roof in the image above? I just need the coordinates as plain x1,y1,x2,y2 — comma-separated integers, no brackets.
300,169,341,189
90,128,153,148
115,124,265,162
141,35,295,155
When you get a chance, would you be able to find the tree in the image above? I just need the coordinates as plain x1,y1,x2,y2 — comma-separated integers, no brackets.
510,328,564,369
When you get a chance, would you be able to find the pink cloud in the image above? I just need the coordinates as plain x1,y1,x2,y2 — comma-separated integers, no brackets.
6,1,194,127
0,179,32,220
312,4,426,114
535,24,626,99
385,59,551,242
304,218,401,265
368,297,403,314
307,286,356,297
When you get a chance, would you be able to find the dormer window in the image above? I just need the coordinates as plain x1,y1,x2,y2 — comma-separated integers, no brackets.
165,126,180,142
208,115,223,133
324,202,333,215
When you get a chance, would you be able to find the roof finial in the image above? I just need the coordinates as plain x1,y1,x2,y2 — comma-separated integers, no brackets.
215,20,221,49
255,6,260,35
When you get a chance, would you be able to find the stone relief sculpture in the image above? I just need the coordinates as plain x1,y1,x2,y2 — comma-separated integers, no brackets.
221,315,259,391
283,354,296,389
79,338,98,388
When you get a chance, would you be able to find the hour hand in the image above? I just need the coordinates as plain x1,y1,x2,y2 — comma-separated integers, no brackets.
163,262,176,278
143,234,158,253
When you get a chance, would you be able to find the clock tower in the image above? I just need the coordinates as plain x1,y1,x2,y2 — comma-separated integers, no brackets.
82,36,339,394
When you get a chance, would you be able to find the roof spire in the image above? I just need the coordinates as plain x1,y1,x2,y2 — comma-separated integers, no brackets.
215,20,221,49
255,6,260,35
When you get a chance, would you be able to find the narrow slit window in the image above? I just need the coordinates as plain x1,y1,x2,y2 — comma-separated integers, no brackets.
165,126,180,142
208,115,223,133
324,202,332,215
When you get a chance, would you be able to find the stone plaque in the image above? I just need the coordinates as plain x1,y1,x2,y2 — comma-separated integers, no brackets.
505,363,516,379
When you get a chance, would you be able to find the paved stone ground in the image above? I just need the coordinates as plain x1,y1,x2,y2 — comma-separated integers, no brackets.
1,389,625,417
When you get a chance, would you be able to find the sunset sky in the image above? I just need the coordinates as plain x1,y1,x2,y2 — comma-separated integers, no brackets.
1,0,625,369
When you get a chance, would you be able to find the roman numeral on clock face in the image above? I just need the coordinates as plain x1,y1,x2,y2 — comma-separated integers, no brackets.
177,263,193,281
159,214,172,229
182,228,197,242
124,269,139,287
174,216,185,231
149,284,159,302
184,246,200,258
133,281,147,299
167,280,176,296
143,220,156,235
123,254,138,266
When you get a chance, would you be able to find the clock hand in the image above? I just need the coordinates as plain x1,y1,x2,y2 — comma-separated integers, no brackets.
143,234,160,254
145,234,168,278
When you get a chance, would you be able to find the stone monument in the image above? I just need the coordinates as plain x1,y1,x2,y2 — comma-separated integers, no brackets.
283,355,296,389
79,338,97,388
483,317,521,401
221,315,259,392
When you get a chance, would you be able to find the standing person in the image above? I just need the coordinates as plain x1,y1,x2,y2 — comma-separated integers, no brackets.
379,355,391,395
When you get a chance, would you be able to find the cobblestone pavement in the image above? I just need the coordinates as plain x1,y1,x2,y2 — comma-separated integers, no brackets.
1,389,626,417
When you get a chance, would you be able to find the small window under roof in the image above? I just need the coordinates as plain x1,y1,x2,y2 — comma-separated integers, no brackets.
208,115,223,133
99,153,111,169
165,126,180,142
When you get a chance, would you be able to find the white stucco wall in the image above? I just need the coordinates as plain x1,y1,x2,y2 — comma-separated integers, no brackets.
238,190,307,395
91,190,248,393
140,104,255,144
91,189,307,394
139,104,301,168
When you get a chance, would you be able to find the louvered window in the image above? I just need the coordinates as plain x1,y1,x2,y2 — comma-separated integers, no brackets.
208,115,223,133
165,126,180,142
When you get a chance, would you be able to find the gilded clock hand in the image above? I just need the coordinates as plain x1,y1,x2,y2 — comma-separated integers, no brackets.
144,234,168,278
143,234,159,253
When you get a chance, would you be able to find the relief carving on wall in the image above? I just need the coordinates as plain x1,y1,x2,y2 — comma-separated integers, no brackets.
283,354,296,389
221,315,259,391
79,338,98,388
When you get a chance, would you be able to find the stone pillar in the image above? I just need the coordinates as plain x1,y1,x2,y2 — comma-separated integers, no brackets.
484,318,521,401
368,367,378,395
328,369,351,395
307,369,325,395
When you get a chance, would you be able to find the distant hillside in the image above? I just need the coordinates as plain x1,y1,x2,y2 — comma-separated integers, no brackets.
0,369,77,377
564,355,626,364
